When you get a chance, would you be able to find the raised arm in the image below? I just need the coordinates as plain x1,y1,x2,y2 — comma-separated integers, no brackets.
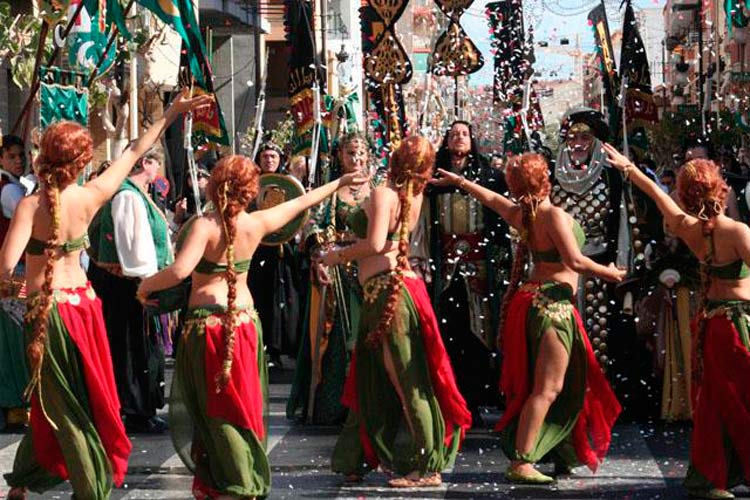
87,90,213,207
137,217,210,300
431,168,522,229
0,196,34,279
602,143,694,238
252,172,365,236
547,208,625,283
320,186,393,266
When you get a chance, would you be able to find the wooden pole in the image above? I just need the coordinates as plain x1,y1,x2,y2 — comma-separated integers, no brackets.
20,20,50,140
129,3,138,139
87,0,136,88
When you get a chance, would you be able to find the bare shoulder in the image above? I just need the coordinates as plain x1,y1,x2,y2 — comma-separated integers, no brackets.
546,205,571,224
18,192,39,209
728,217,750,238
237,209,261,232
372,184,397,199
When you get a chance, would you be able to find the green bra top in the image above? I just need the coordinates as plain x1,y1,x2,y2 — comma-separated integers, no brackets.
194,257,252,275
531,220,586,263
26,234,90,256
346,206,403,241
708,259,750,280
705,233,750,280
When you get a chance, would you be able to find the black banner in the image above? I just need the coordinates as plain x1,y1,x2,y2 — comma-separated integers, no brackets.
486,0,526,104
588,2,619,127
620,0,658,128
360,0,410,145
285,0,322,155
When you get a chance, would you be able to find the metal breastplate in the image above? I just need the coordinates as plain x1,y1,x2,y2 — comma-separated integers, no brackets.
551,175,613,371
551,177,610,257
436,191,484,234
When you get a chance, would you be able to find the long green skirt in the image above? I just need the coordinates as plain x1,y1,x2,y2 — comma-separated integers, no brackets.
170,305,270,498
496,281,621,473
331,272,467,477
287,265,362,425
0,298,29,410
5,285,131,499
498,282,587,467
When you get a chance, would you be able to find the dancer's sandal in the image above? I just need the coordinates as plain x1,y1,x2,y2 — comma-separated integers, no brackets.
505,467,554,484
388,473,441,488
686,487,735,499
7,486,26,500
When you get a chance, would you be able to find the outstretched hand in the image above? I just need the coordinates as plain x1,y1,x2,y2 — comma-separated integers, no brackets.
430,168,463,188
339,172,368,189
602,143,634,173
167,88,214,117
605,263,627,283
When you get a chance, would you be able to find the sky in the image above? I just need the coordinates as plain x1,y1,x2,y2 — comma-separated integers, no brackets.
461,0,666,86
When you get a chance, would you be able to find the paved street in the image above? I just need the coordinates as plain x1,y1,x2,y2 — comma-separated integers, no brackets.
0,366,743,499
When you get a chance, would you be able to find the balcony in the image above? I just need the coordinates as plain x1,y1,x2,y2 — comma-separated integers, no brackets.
199,0,271,33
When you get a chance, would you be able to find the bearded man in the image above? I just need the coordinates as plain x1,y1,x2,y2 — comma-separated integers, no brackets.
425,121,512,425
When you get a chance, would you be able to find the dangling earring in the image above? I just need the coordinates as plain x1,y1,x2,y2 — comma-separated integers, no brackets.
697,202,708,221
712,200,723,217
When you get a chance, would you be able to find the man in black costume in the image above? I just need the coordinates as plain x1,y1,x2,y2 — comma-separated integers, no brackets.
425,121,512,425
248,142,302,368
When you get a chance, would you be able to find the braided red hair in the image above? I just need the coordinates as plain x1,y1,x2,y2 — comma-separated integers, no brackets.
366,136,435,347
497,154,551,349
208,155,260,392
25,121,93,398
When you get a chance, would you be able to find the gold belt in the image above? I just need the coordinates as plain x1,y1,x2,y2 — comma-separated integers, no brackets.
183,308,258,336
520,283,574,322
362,270,417,304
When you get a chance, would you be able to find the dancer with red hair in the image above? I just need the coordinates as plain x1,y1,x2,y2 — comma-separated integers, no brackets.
323,136,472,488
137,156,365,499
604,144,750,500
435,152,623,484
0,90,209,499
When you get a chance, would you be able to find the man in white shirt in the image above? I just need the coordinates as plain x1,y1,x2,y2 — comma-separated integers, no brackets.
88,145,172,434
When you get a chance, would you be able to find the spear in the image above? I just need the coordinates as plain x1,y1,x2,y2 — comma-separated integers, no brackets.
183,86,203,216
519,79,533,151
250,47,270,159
307,81,322,187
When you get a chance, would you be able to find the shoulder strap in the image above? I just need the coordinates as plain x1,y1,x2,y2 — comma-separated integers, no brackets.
704,230,715,266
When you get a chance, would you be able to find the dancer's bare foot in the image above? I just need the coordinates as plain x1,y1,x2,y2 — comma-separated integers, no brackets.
388,472,441,488
7,486,26,500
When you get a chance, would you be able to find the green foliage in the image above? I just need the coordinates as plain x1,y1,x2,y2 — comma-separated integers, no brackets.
0,2,54,89
648,109,746,172
241,112,296,157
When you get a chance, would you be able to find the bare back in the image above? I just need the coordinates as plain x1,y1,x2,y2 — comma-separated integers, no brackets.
358,186,424,283
186,211,264,308
676,214,750,301
525,205,583,293
24,184,101,293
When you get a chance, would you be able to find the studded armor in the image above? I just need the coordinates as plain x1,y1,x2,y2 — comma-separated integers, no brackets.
551,148,627,371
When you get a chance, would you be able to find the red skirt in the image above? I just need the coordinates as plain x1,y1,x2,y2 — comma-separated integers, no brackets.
690,303,750,489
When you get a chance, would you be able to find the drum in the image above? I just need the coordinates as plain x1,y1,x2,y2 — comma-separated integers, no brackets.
257,173,309,246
